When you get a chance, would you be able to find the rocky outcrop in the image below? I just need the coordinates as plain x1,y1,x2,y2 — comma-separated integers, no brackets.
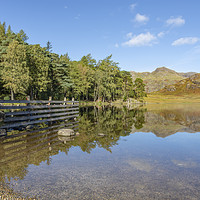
179,72,196,78
130,67,197,93
160,73,200,94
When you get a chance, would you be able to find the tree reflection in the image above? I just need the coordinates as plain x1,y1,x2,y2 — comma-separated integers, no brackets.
0,106,146,181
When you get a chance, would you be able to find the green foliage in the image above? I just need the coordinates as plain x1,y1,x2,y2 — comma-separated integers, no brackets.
0,22,146,102
133,78,147,100
27,44,50,99
1,40,29,99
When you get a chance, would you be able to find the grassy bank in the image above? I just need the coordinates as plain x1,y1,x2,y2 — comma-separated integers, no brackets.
145,94,200,104
80,94,200,106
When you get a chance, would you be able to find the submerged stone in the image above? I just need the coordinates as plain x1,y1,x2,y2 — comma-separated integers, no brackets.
58,136,74,143
58,128,75,136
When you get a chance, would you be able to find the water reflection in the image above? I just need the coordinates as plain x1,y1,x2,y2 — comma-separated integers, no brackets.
0,105,200,199
1,105,200,179
133,104,200,137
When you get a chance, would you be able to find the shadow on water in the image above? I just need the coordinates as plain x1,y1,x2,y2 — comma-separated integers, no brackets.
0,104,200,199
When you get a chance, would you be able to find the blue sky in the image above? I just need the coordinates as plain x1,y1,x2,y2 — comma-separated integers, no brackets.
1,0,200,72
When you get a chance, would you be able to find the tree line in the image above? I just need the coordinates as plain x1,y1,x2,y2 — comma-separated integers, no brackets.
0,22,146,101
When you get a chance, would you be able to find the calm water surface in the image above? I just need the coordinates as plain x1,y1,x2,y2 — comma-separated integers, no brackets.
0,104,200,199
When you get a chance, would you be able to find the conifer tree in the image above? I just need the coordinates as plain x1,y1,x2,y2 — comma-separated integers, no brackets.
133,78,147,100
27,44,50,99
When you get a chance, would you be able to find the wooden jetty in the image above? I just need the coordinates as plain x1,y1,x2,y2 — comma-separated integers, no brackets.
0,98,79,136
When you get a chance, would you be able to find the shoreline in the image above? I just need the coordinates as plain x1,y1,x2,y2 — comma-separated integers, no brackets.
79,94,200,107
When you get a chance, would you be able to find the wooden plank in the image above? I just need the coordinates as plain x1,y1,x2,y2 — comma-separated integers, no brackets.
4,131,59,151
1,121,79,141
5,107,79,116
0,125,79,164
2,135,59,162
4,111,79,122
3,124,79,151
0,104,79,110
0,114,79,129
0,139,62,164
0,100,79,104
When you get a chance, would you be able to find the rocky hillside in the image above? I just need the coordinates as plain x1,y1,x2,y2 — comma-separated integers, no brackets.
158,73,200,94
130,67,196,93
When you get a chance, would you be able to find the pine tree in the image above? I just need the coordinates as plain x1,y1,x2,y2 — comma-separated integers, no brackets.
27,44,50,99
133,78,147,100
46,41,52,52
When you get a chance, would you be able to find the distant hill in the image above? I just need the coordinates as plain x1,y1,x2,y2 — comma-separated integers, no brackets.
158,73,200,94
130,67,196,93
178,72,197,78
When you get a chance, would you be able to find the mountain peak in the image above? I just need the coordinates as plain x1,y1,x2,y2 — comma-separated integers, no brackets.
153,67,177,74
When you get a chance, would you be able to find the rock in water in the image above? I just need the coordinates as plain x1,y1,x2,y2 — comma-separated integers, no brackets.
58,128,75,136
58,136,74,143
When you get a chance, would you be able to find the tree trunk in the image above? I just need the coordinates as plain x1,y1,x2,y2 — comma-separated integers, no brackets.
11,89,14,100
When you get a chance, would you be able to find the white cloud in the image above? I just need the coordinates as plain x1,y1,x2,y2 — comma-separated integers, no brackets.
130,3,136,11
126,32,133,39
157,32,165,38
172,37,199,46
135,13,149,24
64,6,68,9
122,32,157,47
166,16,185,27
115,43,119,48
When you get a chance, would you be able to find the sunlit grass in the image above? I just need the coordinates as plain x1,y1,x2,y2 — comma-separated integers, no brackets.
145,94,200,104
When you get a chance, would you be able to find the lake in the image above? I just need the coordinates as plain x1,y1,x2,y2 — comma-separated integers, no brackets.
0,104,200,199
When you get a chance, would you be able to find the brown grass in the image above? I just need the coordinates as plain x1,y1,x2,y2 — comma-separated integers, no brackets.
145,94,200,104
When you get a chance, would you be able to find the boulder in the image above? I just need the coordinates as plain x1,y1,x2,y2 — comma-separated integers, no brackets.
58,128,75,136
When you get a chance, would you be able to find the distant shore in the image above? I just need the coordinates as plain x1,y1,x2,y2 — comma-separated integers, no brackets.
79,94,200,107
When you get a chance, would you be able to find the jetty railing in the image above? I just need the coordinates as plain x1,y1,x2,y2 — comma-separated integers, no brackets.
0,121,79,164
0,99,79,133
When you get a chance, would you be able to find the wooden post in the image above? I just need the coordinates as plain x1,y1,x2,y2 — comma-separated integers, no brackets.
48,96,52,105
48,96,52,126
63,97,66,105
26,96,30,105
26,96,31,124
72,97,74,105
